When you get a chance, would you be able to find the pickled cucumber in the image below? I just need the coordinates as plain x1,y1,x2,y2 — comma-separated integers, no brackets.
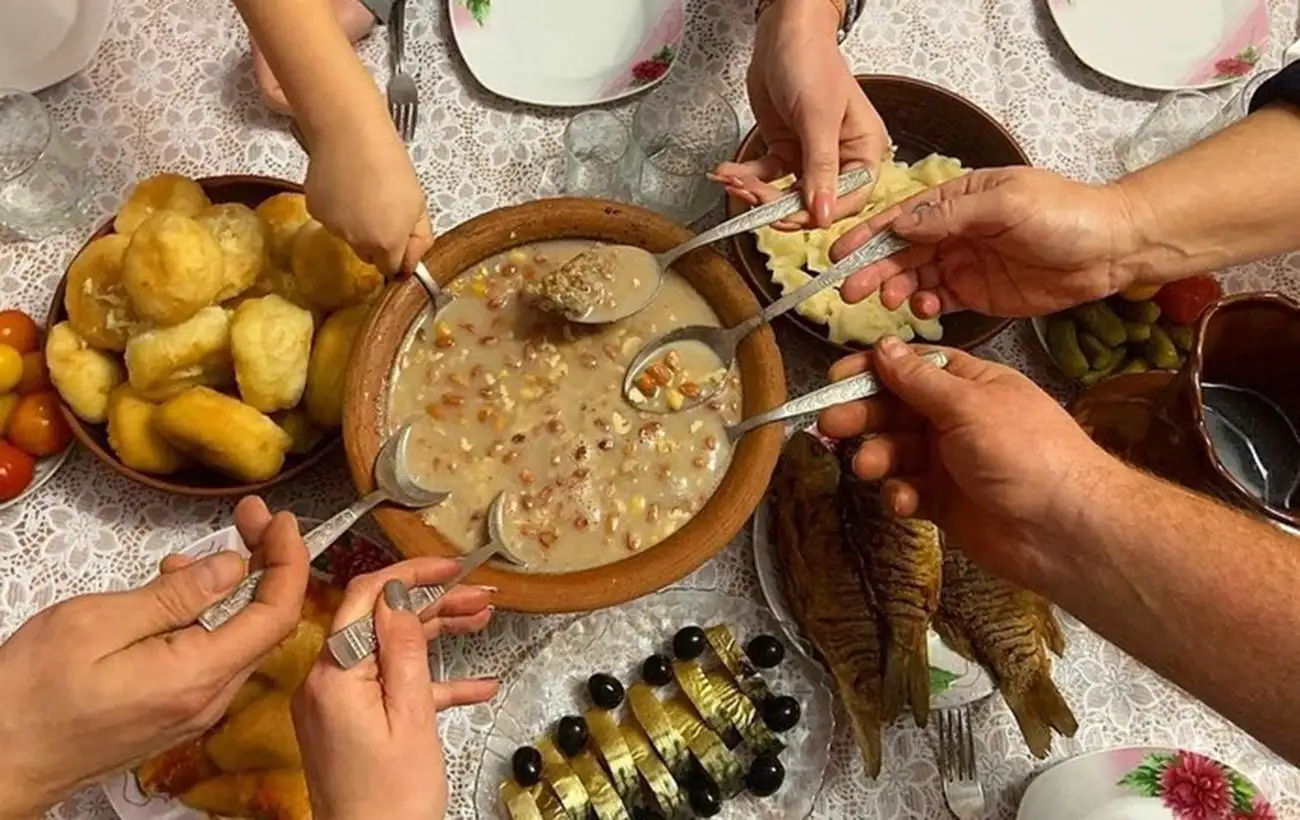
1118,300,1161,325
1123,321,1152,343
1167,325,1194,352
1071,302,1127,347
1078,332,1111,366
1046,318,1089,378
1145,326,1180,369
1117,358,1150,375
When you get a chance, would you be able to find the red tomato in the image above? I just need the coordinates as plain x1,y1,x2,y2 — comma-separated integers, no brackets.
1152,275,1222,327
16,351,49,394
0,440,35,502
7,392,72,457
0,310,39,354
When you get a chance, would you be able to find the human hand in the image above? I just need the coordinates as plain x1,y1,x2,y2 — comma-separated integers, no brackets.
713,0,888,228
292,559,498,820
832,167,1140,318
0,498,308,818
817,338,1119,580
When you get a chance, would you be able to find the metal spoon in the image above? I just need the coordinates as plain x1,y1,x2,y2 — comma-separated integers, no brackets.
723,351,949,444
326,491,527,669
554,167,875,325
197,422,450,631
624,227,912,411
411,261,453,315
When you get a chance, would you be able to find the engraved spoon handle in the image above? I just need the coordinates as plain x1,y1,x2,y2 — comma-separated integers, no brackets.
727,350,949,442
412,261,453,313
657,167,874,268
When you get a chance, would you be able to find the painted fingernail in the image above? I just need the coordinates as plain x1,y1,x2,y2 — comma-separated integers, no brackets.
384,579,413,611
879,335,908,359
473,585,499,594
813,192,833,225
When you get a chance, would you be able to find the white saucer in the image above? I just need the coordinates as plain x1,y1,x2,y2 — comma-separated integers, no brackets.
0,0,112,92
1048,0,1268,90
449,0,684,107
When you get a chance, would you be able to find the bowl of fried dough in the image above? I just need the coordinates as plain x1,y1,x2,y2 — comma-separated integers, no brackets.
44,173,385,497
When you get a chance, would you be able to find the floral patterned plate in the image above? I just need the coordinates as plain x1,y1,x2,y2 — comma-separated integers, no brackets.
0,0,113,91
1018,746,1275,820
449,0,684,106
1047,0,1268,90
472,588,836,819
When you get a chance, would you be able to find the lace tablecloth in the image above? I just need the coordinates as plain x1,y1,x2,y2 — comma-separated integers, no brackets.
5,0,1300,816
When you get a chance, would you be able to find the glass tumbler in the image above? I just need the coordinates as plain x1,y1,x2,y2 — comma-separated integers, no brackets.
626,81,739,223
563,110,630,199
1116,89,1227,172
0,88,92,240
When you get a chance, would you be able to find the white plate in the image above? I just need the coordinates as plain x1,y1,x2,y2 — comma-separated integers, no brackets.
0,0,112,92
103,522,440,820
449,0,684,107
0,444,72,512
1018,745,1274,819
1048,0,1268,90
472,588,836,820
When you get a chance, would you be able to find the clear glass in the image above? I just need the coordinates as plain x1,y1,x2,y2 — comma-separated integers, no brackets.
627,80,738,223
1116,89,1225,172
0,88,92,240
562,110,630,199
1194,68,1279,141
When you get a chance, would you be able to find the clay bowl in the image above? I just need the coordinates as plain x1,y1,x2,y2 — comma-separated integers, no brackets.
727,74,1026,354
345,198,787,613
46,174,339,499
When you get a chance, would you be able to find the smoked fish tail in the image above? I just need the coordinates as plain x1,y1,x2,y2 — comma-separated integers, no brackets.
1034,595,1068,658
1000,666,1079,758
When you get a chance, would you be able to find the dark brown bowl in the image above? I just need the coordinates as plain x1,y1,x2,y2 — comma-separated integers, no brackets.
45,174,340,499
727,74,1026,354
344,198,788,613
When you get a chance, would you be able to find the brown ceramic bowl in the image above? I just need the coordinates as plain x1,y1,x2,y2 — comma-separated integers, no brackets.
727,74,1026,354
45,174,339,499
344,198,787,613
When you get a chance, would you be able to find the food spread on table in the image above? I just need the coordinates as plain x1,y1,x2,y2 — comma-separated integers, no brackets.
497,623,801,819
47,173,377,483
0,308,70,503
752,153,966,346
770,431,1078,770
386,240,742,573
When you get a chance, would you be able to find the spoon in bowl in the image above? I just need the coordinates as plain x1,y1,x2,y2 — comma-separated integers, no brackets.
624,227,912,412
530,167,876,325
197,422,450,631
326,491,528,669
411,260,454,315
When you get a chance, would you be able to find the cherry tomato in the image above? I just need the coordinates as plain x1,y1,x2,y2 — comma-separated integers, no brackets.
0,310,39,354
0,394,17,436
0,345,20,393
0,440,35,502
1152,275,1222,327
7,391,73,457
16,352,49,394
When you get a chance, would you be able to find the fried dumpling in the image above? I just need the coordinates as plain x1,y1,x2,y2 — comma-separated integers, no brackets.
204,690,301,772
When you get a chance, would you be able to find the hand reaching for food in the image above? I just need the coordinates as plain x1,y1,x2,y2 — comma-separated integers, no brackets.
0,498,308,819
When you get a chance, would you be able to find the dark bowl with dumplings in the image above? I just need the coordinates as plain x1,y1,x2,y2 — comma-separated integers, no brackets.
726,74,1026,355
45,174,340,499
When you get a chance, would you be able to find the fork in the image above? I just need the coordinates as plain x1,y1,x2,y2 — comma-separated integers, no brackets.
937,708,986,820
386,0,418,141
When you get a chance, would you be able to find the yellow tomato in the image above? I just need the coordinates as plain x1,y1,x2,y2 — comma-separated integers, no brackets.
0,393,16,435
1120,285,1162,301
0,345,21,393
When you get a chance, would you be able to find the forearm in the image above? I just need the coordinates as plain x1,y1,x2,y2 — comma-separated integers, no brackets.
1109,103,1300,286
1033,460,1300,763
758,0,844,40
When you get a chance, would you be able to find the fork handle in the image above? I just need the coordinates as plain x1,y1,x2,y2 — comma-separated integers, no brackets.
389,0,408,73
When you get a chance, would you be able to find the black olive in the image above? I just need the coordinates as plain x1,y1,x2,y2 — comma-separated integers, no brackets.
745,634,786,669
681,756,710,790
672,625,707,660
762,695,801,732
587,673,625,709
555,715,589,756
688,782,723,817
511,746,543,787
642,653,674,687
746,754,786,797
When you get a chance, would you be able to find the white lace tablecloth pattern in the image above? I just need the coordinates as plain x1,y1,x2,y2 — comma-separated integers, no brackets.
3,0,1299,817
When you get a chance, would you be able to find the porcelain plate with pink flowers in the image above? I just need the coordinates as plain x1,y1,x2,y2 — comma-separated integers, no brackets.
1018,746,1275,820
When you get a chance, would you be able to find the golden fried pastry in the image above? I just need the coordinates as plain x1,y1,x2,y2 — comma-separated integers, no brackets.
256,619,326,691
304,303,369,429
228,676,272,717
45,322,125,424
198,203,268,302
137,737,217,798
290,220,384,311
255,192,311,266
114,172,210,236
122,211,225,326
64,234,138,351
182,770,311,820
205,691,301,772
124,305,234,402
106,386,189,474
230,295,314,413
273,408,327,455
154,387,292,482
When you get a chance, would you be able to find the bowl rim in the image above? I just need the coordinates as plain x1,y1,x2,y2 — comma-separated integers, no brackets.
725,73,1023,355
343,197,788,613
45,173,341,499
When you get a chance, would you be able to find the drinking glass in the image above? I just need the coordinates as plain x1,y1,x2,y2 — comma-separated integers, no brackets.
1194,68,1279,141
562,110,630,199
626,81,738,223
1116,89,1224,172
0,88,92,240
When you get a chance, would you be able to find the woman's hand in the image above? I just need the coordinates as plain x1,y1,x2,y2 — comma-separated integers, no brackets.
832,167,1140,318
714,0,888,228
0,498,308,818
292,559,498,820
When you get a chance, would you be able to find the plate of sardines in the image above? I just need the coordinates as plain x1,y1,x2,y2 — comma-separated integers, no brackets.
752,427,1079,778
